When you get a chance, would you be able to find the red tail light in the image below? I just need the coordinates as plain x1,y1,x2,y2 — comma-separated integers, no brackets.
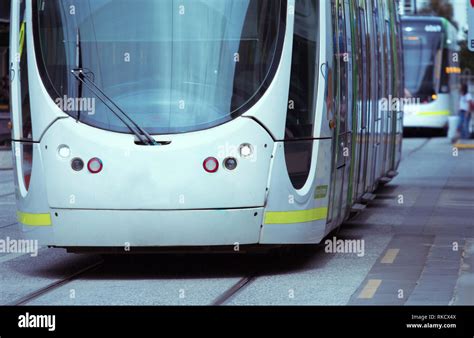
87,158,103,174
203,157,219,173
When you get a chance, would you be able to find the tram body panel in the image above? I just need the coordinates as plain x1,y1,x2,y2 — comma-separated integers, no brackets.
260,0,334,244
13,143,54,245
12,142,50,220
27,208,264,247
261,139,332,244
40,117,273,210
404,94,451,128
243,0,294,141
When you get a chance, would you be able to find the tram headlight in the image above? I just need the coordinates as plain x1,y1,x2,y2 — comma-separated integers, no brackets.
239,144,253,158
58,145,71,158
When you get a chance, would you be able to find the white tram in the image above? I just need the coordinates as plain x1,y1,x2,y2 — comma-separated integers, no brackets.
401,16,460,133
9,0,403,251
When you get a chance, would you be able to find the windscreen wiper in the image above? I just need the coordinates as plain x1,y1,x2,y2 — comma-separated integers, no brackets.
71,29,158,146
71,69,158,145
74,28,83,123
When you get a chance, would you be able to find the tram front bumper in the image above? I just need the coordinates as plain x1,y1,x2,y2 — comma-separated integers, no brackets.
21,207,264,248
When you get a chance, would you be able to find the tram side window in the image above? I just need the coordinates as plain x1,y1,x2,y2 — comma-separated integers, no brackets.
385,21,393,98
285,0,319,140
440,49,455,94
35,0,70,105
358,8,368,129
231,1,281,113
0,47,8,110
284,0,318,190
378,18,385,111
336,1,348,133
19,0,32,140
18,0,33,191
330,0,337,105
396,21,405,99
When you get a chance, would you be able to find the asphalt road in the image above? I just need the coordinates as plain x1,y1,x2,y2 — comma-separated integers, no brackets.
0,138,473,305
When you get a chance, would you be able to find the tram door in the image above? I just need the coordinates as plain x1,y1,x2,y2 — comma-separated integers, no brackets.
341,0,353,219
356,7,369,199
328,0,352,225
371,5,383,187
366,1,377,192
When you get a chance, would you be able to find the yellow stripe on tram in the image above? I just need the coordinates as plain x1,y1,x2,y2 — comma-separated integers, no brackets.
17,212,52,227
416,111,450,116
264,207,328,225
19,21,26,58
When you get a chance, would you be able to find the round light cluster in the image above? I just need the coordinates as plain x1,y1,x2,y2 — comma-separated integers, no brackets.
203,143,254,173
58,145,71,158
224,157,238,171
70,157,103,174
71,158,84,171
239,143,253,158
87,158,103,174
203,157,219,173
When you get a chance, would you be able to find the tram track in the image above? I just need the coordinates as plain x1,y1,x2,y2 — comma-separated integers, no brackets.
0,222,17,229
401,138,431,161
211,275,256,306
6,253,257,306
7,260,104,306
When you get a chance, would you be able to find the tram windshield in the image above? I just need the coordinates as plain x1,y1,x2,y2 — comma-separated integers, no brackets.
34,0,284,134
402,20,443,101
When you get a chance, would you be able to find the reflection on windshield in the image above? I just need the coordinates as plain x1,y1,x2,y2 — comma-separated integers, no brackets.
34,0,283,134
